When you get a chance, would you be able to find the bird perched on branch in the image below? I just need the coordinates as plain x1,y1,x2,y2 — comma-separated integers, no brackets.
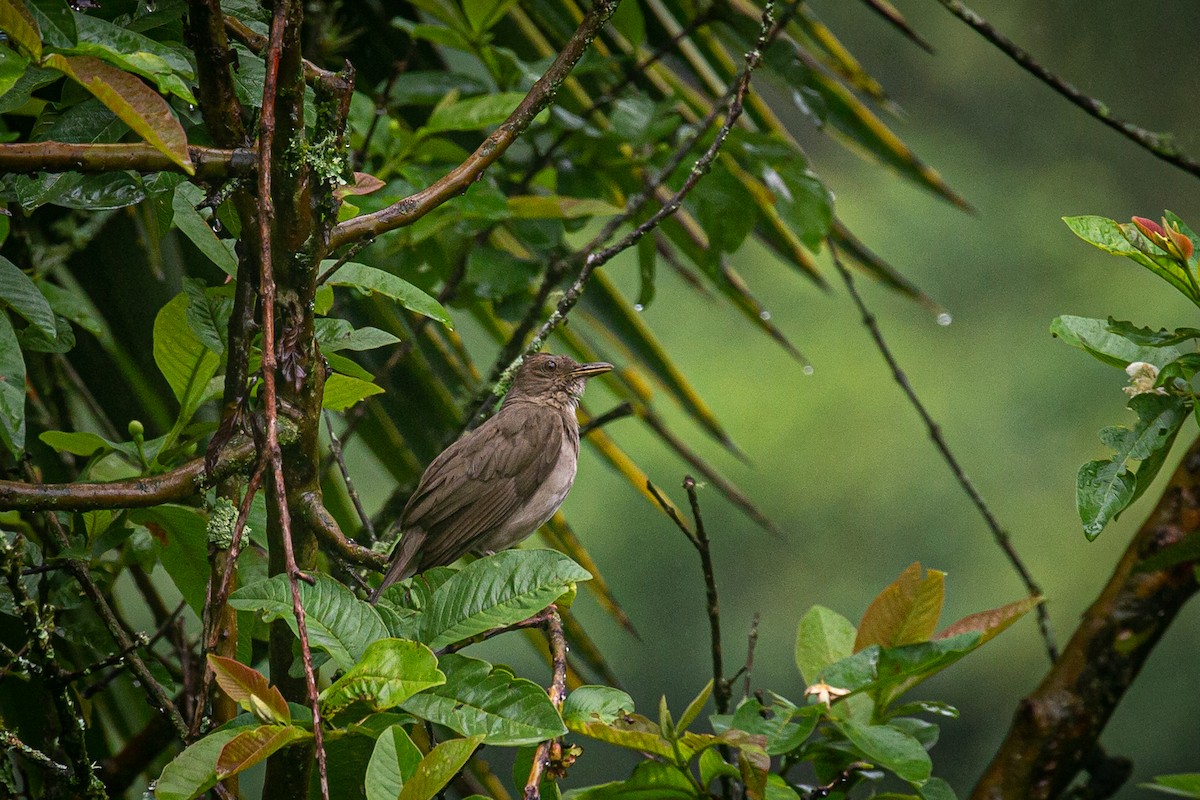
369,353,613,602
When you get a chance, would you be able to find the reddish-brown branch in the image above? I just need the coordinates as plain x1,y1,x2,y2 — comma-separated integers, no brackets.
524,607,567,800
326,0,621,250
971,436,1200,800
300,493,388,570
0,142,252,177
255,2,329,799
0,438,257,512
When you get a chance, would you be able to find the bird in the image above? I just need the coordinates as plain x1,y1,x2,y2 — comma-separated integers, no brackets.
369,353,613,602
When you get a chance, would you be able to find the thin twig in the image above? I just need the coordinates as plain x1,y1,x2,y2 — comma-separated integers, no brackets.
328,0,622,249
578,402,636,437
257,4,330,797
474,0,797,424
524,606,567,800
315,238,370,286
828,240,1059,663
742,612,760,700
681,476,730,714
936,0,1200,181
0,730,71,780
323,410,375,538
19,467,191,740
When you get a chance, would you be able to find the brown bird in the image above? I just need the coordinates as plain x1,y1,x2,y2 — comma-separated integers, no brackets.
369,353,613,602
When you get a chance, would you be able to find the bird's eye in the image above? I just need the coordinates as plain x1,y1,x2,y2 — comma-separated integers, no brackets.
544,359,557,371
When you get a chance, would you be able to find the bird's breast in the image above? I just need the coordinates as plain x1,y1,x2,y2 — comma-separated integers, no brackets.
479,430,578,552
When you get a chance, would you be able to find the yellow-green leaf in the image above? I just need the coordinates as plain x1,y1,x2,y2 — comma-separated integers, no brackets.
0,0,41,60
43,53,193,175
855,562,945,651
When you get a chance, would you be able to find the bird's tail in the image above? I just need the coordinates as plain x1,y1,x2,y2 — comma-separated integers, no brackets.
368,530,425,604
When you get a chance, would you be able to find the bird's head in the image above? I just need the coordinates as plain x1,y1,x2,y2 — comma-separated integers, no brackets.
505,353,613,407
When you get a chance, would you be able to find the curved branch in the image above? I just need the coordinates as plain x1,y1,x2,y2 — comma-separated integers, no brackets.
299,493,388,570
971,435,1200,800
0,142,254,178
936,0,1200,181
0,439,257,512
326,0,621,250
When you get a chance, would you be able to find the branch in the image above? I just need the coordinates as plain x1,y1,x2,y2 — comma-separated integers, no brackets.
473,0,798,424
299,492,388,570
524,606,567,800
0,437,258,512
828,240,1059,663
0,142,253,177
224,14,330,83
971,435,1200,799
936,0,1200,181
326,0,621,250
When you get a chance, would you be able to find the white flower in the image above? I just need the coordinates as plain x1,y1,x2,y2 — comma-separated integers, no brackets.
1123,361,1168,397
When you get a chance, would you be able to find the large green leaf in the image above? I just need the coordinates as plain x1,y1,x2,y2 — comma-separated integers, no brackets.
401,653,566,745
396,735,484,800
326,261,453,328
794,605,856,685
229,573,389,670
365,725,424,800
417,549,590,650
0,254,56,339
1076,393,1188,539
173,183,240,278
319,638,444,715
69,12,197,104
562,760,699,800
130,505,210,615
424,91,527,132
0,312,27,456
155,728,246,800
836,719,931,785
152,292,221,438
1050,315,1183,369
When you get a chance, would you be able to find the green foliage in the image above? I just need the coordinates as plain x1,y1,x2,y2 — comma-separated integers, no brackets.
1059,210,1200,537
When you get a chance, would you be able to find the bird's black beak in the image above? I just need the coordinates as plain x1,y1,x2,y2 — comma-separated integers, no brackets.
570,361,613,379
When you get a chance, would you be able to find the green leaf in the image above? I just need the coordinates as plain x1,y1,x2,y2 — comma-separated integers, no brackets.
365,725,424,800
562,686,636,726
1050,315,1183,368
763,161,832,250
562,760,699,799
319,638,444,715
1142,773,1200,798
154,728,244,800
152,292,220,423
0,45,29,100
315,318,401,352
173,182,239,277
418,549,591,650
0,0,43,60
1077,393,1188,539
69,12,197,104
130,505,210,615
919,777,957,800
38,429,112,457
215,724,310,779
0,312,27,456
424,91,526,132
1104,319,1200,348
677,680,712,733
397,735,484,800
43,53,193,175
402,653,565,746
0,254,56,338
326,262,453,328
729,697,818,757
855,563,945,651
794,605,856,684
183,279,231,356
26,0,73,48
565,713,674,760
836,719,931,785
323,373,385,411
1064,215,1199,302
229,573,389,670
869,634,982,709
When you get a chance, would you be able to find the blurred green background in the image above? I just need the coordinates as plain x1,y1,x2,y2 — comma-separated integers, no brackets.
343,1,1200,795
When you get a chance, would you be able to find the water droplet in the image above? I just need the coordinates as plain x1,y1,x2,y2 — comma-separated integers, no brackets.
633,303,643,312
187,104,196,112
759,310,771,321
936,312,952,327
210,217,222,233
802,365,815,376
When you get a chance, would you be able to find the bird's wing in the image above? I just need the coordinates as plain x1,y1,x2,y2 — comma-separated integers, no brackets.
401,404,570,568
